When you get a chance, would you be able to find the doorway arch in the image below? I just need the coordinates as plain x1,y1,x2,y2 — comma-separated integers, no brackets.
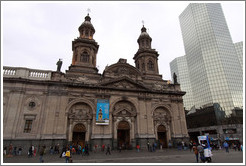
72,123,86,147
117,121,130,149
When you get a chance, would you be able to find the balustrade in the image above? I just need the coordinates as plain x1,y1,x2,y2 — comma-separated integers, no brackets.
3,66,52,80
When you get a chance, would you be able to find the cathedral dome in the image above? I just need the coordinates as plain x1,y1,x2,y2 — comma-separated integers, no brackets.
78,14,95,38
137,25,152,43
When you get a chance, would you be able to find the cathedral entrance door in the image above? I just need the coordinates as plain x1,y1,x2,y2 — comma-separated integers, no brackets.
157,125,167,148
117,121,130,150
72,123,86,147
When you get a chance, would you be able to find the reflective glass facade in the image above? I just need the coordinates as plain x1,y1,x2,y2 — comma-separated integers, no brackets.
177,3,243,115
234,41,243,70
170,56,195,110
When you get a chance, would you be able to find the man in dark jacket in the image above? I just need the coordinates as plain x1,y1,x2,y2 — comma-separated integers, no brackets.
39,145,45,163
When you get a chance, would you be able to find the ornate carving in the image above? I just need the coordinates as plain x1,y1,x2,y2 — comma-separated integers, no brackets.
76,76,89,83
68,103,92,121
113,101,137,117
24,95,41,111
153,107,171,125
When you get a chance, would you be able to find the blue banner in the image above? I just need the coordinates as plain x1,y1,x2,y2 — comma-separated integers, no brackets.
96,99,109,125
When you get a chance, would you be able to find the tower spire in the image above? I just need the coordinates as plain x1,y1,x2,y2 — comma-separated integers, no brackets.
133,23,160,78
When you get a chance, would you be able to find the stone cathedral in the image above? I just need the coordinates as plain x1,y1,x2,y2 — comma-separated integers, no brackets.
3,14,189,151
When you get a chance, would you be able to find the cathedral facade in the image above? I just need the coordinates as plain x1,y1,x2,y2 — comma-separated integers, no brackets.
3,14,189,151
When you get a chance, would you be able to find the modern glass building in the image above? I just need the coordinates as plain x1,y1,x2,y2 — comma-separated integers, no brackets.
234,41,243,70
170,55,195,110
171,3,243,115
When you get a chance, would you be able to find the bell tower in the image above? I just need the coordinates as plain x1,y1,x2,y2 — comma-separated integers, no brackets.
133,24,162,79
66,12,100,78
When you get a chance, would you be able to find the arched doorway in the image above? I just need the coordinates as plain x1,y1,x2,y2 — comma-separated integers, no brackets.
72,123,86,147
117,121,130,149
157,125,167,148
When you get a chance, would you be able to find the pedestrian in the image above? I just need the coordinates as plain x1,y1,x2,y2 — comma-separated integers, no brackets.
181,141,185,150
28,146,33,157
39,145,45,163
197,143,204,162
152,142,155,152
136,144,140,152
168,141,172,149
32,145,35,155
33,147,37,157
189,141,193,152
233,143,237,151
192,144,199,163
160,143,162,150
65,148,71,163
8,144,13,156
94,144,98,153
13,146,17,155
60,146,66,158
82,147,85,156
106,144,111,155
223,141,229,153
102,144,105,152
85,144,89,156
18,146,22,155
147,141,150,152
3,147,7,156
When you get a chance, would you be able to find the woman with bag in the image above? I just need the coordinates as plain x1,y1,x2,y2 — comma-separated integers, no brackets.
65,148,71,163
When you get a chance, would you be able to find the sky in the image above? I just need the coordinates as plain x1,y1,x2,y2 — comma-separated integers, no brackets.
2,1,245,81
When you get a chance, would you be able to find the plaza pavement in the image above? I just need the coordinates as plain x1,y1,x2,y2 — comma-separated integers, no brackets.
3,148,244,164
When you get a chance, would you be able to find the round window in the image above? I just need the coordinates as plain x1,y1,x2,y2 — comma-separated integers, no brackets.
29,101,36,108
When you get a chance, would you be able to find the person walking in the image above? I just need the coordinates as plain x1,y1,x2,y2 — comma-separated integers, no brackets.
189,141,193,152
18,146,22,155
85,144,89,156
65,148,71,163
28,146,33,158
192,144,199,163
136,144,140,152
223,141,229,153
197,143,204,162
106,144,111,155
39,145,45,163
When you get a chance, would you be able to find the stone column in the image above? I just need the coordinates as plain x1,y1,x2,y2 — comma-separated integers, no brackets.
86,120,90,142
114,118,118,140
68,122,73,142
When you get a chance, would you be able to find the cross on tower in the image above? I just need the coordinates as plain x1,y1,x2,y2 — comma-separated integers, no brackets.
142,20,144,26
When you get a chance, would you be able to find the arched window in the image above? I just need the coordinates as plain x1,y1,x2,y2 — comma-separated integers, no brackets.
81,51,89,63
85,30,89,37
142,63,145,71
141,40,145,47
148,60,154,71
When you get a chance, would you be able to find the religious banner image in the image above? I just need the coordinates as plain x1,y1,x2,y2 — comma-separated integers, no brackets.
96,99,109,125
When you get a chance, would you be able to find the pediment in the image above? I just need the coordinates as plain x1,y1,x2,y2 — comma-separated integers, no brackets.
100,77,148,91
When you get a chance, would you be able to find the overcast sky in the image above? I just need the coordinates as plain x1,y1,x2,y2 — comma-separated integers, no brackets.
2,1,244,80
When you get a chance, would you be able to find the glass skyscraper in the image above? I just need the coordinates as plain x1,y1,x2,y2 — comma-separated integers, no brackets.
170,55,195,111
171,3,243,115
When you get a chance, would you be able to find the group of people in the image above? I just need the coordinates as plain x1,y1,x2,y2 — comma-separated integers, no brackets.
60,144,111,163
147,141,158,152
3,144,23,156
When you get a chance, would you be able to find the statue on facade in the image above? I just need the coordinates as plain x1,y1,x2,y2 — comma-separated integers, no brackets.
173,72,177,84
56,59,63,72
